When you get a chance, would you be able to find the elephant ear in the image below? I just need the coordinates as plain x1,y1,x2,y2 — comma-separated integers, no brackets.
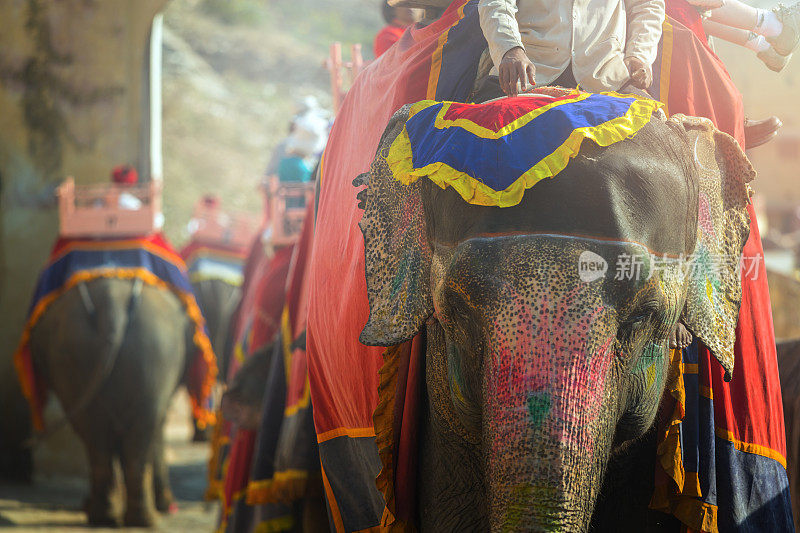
673,115,755,380
357,105,433,346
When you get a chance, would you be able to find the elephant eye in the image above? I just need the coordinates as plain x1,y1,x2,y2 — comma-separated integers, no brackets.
627,311,652,324
627,300,664,324
625,308,658,328
618,302,663,345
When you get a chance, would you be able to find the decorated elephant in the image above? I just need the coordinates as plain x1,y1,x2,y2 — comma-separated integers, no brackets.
351,101,753,530
188,275,241,442
191,277,241,380
180,234,252,441
27,279,197,526
181,238,250,382
15,236,216,528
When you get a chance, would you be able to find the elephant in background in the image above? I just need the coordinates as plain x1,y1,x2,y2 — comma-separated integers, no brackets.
220,341,273,431
29,277,196,527
190,277,241,441
357,108,753,531
192,278,241,382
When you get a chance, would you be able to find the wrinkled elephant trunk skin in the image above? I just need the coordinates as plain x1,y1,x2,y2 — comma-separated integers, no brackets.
484,315,617,532
434,237,623,532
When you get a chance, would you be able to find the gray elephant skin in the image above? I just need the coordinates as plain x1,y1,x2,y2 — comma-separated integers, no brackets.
190,277,240,441
357,108,753,531
29,277,195,527
191,278,241,381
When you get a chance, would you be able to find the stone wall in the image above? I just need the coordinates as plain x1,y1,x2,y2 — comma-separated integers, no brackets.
0,0,168,480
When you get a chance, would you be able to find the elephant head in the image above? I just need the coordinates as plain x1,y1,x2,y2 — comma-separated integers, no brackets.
357,105,753,531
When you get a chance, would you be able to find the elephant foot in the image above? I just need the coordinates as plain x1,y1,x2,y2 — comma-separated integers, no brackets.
86,508,120,528
84,496,120,528
124,507,159,528
154,488,175,513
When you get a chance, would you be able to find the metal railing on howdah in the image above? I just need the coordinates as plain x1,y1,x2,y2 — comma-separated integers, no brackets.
325,42,364,115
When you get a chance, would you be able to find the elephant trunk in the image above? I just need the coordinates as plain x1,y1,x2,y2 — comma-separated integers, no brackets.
482,294,619,532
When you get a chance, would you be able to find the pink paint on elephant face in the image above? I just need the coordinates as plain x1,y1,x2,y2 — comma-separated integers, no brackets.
485,282,616,459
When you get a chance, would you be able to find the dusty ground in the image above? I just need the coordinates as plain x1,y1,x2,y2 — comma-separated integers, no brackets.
0,391,219,532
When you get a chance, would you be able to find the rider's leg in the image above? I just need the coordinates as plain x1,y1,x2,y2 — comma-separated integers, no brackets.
703,0,781,36
703,20,790,72
702,20,766,49
702,0,800,57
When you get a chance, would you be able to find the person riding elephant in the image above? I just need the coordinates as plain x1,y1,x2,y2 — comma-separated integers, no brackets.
354,95,754,531
477,0,785,148
477,0,665,97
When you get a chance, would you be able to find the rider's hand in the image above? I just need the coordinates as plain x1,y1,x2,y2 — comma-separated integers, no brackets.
624,57,652,90
499,47,536,97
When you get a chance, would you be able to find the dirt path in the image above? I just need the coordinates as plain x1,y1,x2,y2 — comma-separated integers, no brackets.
0,391,220,532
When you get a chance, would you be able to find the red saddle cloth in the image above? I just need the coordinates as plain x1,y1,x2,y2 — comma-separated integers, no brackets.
651,10,792,532
306,2,486,529
210,240,294,528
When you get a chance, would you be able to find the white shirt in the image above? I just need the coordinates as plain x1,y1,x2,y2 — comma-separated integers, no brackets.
478,0,665,92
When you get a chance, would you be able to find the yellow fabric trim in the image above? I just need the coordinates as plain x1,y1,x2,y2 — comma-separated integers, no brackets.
205,411,229,501
684,363,699,374
234,341,246,365
714,427,788,469
685,471,703,498
184,247,246,266
215,453,233,533
653,347,687,495
373,344,403,529
699,384,714,400
13,267,218,432
246,469,310,505
188,270,243,287
285,378,311,417
673,499,719,533
387,93,663,208
316,426,376,443
426,31,448,100
253,516,295,533
659,20,674,117
650,348,721,533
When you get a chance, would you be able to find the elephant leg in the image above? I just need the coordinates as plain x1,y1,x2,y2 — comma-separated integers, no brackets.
120,433,158,527
69,406,120,527
84,440,120,527
152,417,175,513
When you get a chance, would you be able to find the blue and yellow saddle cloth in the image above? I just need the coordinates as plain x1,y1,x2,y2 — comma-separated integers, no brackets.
387,90,663,207
14,234,217,431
